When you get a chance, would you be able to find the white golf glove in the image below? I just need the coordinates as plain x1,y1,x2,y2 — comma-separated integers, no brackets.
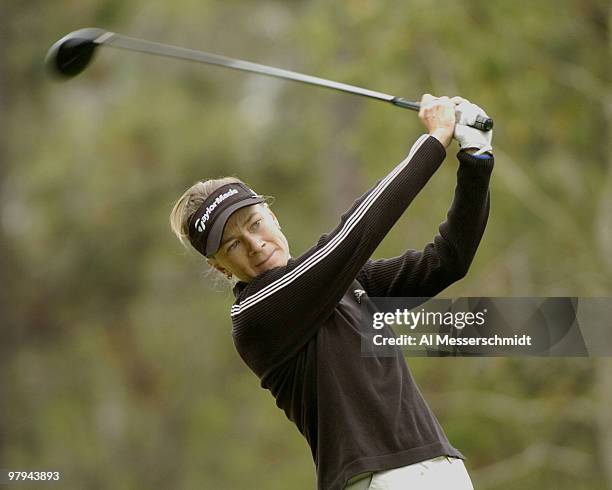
452,97,493,155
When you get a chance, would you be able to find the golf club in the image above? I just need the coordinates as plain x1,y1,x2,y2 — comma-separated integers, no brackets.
46,27,493,131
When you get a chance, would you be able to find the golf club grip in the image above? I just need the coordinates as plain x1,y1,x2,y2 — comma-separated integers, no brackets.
472,115,494,132
391,97,494,131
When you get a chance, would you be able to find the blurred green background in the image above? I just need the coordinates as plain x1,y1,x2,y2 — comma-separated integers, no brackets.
2,1,611,488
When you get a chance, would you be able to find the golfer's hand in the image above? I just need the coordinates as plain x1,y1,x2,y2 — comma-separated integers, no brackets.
451,96,493,155
419,94,455,148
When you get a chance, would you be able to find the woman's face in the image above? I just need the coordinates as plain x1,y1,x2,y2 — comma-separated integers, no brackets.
207,204,290,282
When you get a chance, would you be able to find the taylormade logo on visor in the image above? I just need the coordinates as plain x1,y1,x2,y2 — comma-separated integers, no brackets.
195,188,239,233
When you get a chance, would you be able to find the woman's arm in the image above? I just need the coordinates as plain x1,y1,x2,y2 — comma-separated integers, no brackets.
231,96,457,378
357,150,493,298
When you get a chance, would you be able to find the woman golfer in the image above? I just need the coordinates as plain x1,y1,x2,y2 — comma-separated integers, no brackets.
170,94,493,490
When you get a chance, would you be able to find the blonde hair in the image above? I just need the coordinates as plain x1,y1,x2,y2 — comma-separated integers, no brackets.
169,176,245,252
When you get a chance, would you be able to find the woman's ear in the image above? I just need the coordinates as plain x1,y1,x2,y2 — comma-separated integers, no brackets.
207,258,229,277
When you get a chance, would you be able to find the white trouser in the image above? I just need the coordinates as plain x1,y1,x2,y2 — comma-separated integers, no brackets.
344,456,474,490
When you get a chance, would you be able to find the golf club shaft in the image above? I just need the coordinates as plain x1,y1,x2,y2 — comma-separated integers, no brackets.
89,30,492,131
97,32,410,106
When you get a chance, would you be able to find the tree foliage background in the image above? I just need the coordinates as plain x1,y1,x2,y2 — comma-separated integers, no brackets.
2,1,611,488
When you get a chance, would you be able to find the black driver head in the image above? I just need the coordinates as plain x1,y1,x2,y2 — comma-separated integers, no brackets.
45,28,108,79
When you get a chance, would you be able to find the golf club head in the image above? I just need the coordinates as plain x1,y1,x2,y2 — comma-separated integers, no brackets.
45,28,108,79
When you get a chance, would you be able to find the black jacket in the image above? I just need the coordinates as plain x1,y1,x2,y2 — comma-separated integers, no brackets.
231,135,494,489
